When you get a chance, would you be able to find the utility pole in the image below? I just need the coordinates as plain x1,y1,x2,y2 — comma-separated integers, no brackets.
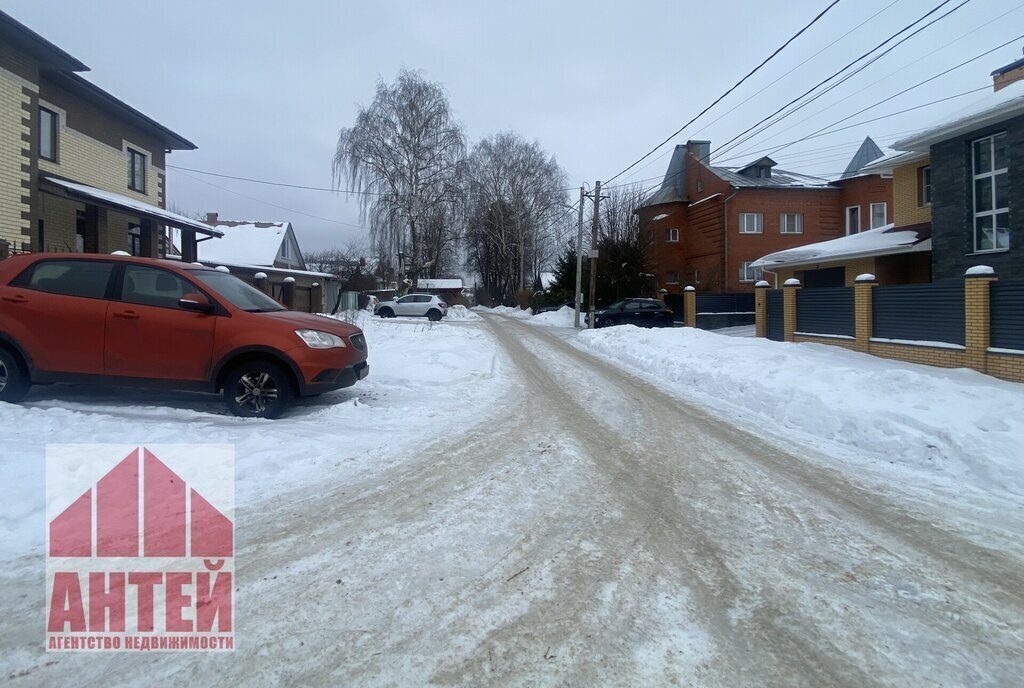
587,180,601,329
573,185,585,328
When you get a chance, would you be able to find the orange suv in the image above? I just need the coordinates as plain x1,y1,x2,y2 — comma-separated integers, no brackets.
0,253,368,418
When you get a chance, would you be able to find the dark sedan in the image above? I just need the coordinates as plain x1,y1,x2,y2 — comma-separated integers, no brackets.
588,298,674,328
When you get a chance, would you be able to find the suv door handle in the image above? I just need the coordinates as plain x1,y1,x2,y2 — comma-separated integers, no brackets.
1,294,27,304
113,310,140,320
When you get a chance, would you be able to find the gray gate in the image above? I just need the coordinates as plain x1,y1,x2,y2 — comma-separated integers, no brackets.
766,290,784,342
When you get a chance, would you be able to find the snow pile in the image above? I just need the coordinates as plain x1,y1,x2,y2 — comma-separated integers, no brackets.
444,304,481,321
529,306,577,327
487,305,533,319
0,315,506,562
575,326,1024,498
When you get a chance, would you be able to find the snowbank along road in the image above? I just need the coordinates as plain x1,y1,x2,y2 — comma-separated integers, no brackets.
1,313,1022,686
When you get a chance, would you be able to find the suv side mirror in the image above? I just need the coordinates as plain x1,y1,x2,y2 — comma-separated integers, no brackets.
179,292,214,313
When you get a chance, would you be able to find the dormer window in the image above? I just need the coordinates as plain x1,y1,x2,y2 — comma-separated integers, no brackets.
737,156,777,179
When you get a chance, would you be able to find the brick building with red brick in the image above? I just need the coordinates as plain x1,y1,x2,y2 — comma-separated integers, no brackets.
638,138,893,292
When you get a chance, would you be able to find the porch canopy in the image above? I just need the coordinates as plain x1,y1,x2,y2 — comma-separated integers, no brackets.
42,176,222,259
751,223,931,271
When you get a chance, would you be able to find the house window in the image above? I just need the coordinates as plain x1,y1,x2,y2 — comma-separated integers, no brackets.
739,213,763,234
972,132,1009,252
870,202,887,229
281,238,291,259
846,206,861,235
918,165,932,206
780,213,803,234
696,178,703,193
666,228,679,243
128,148,146,192
739,261,763,282
128,223,141,256
666,271,679,284
40,107,58,162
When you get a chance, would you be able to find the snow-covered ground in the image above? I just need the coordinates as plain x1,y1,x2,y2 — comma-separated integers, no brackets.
570,324,1024,505
0,312,506,563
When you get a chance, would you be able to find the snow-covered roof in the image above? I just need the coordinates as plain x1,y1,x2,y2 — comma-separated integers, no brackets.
199,259,334,279
858,149,929,175
751,223,932,269
44,177,222,237
198,221,292,266
895,80,1024,151
418,278,463,290
710,166,832,189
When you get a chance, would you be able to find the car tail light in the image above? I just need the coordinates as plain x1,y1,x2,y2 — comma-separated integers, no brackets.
439,302,447,308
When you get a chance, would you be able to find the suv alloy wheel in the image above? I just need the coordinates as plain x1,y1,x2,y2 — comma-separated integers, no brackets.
224,361,293,419
0,348,29,403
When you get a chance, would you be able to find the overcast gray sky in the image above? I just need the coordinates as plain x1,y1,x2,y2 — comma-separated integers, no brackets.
7,0,1023,252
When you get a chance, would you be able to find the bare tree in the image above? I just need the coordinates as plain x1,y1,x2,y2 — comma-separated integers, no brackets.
464,132,567,303
332,69,466,292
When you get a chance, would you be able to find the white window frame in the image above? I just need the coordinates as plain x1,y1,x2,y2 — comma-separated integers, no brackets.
972,132,1009,253
919,165,932,207
870,202,887,229
779,213,803,235
739,213,763,234
666,228,679,243
739,261,763,283
665,271,679,285
845,206,861,235
40,106,59,162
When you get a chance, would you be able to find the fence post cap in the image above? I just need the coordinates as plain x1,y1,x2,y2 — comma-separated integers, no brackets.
855,273,877,283
754,280,770,288
783,278,802,287
253,271,268,280
658,288,668,294
311,282,320,287
215,265,230,273
965,265,996,277
283,276,296,284
683,285,696,292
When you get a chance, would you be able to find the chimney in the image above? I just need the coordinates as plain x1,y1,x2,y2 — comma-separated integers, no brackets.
687,140,711,166
992,48,1024,92
205,212,219,224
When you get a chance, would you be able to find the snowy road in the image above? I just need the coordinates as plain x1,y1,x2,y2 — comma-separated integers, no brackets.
3,314,1023,686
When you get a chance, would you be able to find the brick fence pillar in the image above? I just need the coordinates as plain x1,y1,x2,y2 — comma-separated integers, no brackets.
310,282,324,314
683,286,696,327
783,278,801,342
253,271,270,295
853,273,877,353
281,276,296,309
964,266,997,373
754,280,769,338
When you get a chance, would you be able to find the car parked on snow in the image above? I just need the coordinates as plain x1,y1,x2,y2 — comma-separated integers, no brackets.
0,253,368,419
374,293,447,321
588,298,674,328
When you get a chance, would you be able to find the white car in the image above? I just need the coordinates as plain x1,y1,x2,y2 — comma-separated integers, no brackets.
375,293,448,321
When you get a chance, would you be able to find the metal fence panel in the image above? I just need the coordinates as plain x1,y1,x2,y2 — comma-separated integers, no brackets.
696,292,755,313
991,280,1024,351
796,287,854,337
872,282,965,346
766,290,784,342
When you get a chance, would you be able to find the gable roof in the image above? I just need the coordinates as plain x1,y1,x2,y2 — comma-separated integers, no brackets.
895,80,1024,151
736,156,777,175
841,136,885,178
198,221,302,268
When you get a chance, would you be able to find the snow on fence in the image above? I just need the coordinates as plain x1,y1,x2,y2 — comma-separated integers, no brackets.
796,287,854,338
872,282,965,347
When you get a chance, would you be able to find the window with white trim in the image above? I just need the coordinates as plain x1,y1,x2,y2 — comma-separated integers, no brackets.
845,206,861,235
739,213,763,234
739,261,763,282
666,271,679,284
972,132,1009,252
918,165,932,206
780,213,803,234
666,228,679,243
870,202,887,229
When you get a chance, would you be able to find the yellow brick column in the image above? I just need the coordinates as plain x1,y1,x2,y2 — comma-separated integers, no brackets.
754,280,769,338
683,286,696,327
783,278,801,342
964,266,997,373
853,273,877,353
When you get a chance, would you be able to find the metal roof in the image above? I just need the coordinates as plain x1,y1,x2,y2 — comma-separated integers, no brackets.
710,166,832,189
840,137,884,178
639,145,689,208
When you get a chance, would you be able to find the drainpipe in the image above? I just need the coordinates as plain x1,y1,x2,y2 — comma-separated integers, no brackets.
722,191,738,291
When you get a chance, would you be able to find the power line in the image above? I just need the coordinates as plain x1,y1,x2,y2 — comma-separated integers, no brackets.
711,0,971,162
601,0,844,185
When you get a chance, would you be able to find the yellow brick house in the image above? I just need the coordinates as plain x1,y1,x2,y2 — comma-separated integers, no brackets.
0,10,220,261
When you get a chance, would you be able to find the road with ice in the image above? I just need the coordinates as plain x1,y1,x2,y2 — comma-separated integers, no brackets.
2,311,1023,686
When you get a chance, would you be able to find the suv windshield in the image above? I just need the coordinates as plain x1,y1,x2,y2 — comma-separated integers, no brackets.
193,271,286,312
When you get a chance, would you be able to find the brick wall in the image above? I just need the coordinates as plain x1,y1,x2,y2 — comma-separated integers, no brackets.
836,174,894,230
892,160,932,227
930,114,1023,281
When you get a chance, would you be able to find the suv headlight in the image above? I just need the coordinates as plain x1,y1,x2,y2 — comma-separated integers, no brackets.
295,329,347,349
